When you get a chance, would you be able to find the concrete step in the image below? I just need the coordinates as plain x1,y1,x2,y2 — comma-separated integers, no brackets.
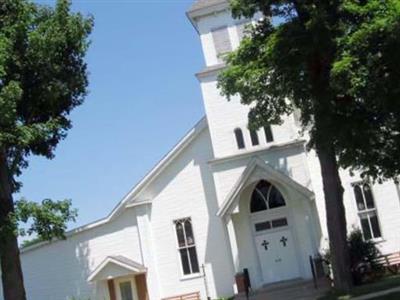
235,278,331,300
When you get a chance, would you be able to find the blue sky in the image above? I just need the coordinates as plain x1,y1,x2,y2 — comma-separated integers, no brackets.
20,0,204,229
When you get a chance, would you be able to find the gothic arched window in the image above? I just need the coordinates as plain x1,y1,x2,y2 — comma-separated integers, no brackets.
250,180,286,213
250,130,259,146
234,128,245,149
264,125,274,143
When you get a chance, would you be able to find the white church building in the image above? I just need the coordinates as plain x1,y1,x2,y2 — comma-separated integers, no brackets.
2,1,400,299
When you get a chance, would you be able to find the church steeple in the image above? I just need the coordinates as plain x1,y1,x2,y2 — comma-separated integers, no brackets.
187,1,297,159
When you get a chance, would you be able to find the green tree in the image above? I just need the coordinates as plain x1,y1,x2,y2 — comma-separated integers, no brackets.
218,0,400,292
0,1,93,299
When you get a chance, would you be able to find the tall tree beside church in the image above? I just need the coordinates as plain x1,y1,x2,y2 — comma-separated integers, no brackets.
218,0,400,291
0,1,93,299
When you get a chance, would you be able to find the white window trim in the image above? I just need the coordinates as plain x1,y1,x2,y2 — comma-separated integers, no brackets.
173,217,201,279
252,216,290,236
211,25,232,62
351,182,383,241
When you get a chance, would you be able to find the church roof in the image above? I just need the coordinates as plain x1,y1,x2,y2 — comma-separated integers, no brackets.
188,0,227,14
21,117,208,253
217,156,315,219
87,255,146,282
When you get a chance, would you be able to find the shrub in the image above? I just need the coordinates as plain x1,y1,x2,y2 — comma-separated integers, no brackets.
324,229,382,285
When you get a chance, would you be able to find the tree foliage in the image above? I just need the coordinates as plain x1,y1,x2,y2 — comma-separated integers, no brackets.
324,229,382,285
0,0,93,184
15,198,77,240
0,1,92,298
0,0,92,237
218,0,400,291
219,0,400,181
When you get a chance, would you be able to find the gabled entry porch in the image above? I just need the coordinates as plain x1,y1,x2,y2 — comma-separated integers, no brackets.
217,158,323,292
88,255,149,300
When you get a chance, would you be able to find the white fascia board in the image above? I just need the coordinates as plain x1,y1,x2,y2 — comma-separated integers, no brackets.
186,1,230,33
87,257,146,282
217,155,315,218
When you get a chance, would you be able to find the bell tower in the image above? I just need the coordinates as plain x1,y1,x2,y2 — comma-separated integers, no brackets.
187,1,295,159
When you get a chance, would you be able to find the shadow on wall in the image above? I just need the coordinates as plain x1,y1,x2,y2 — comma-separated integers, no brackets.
20,208,140,300
198,145,323,294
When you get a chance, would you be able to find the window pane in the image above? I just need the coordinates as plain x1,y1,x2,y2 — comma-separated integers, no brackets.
188,247,200,273
363,184,375,209
255,221,271,232
264,126,274,142
370,214,382,238
119,281,133,300
360,216,372,240
268,186,286,209
176,222,186,247
250,130,259,146
250,190,267,213
256,181,271,200
180,249,191,275
354,185,365,211
234,128,245,149
271,218,288,228
184,220,195,246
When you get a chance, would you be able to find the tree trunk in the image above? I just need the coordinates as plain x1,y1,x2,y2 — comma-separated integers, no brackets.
0,152,27,300
315,141,353,291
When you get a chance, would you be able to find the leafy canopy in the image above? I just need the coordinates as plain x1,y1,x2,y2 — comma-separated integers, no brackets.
219,0,400,181
0,0,93,242
0,0,93,183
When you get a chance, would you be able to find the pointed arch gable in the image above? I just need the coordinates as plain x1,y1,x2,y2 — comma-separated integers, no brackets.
216,157,314,219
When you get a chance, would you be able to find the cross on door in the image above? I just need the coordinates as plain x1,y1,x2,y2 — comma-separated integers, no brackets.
261,240,269,251
280,236,288,247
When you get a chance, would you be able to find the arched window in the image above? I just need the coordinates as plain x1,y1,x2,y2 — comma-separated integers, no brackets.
264,125,274,143
250,180,286,213
174,218,200,275
352,183,381,240
250,130,259,146
234,128,245,149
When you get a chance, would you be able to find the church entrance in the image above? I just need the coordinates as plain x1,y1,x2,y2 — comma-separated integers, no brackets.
255,228,300,284
249,180,301,285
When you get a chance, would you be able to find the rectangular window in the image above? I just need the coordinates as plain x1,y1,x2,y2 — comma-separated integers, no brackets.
255,221,271,232
352,183,382,239
212,26,232,61
174,218,200,275
271,217,288,228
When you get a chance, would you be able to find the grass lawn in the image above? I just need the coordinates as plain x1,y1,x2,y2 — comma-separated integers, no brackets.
318,275,400,300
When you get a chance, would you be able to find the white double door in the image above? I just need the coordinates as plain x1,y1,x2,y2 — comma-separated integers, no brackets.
255,229,300,284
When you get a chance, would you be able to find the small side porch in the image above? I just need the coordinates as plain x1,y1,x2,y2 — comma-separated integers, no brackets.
88,255,149,300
